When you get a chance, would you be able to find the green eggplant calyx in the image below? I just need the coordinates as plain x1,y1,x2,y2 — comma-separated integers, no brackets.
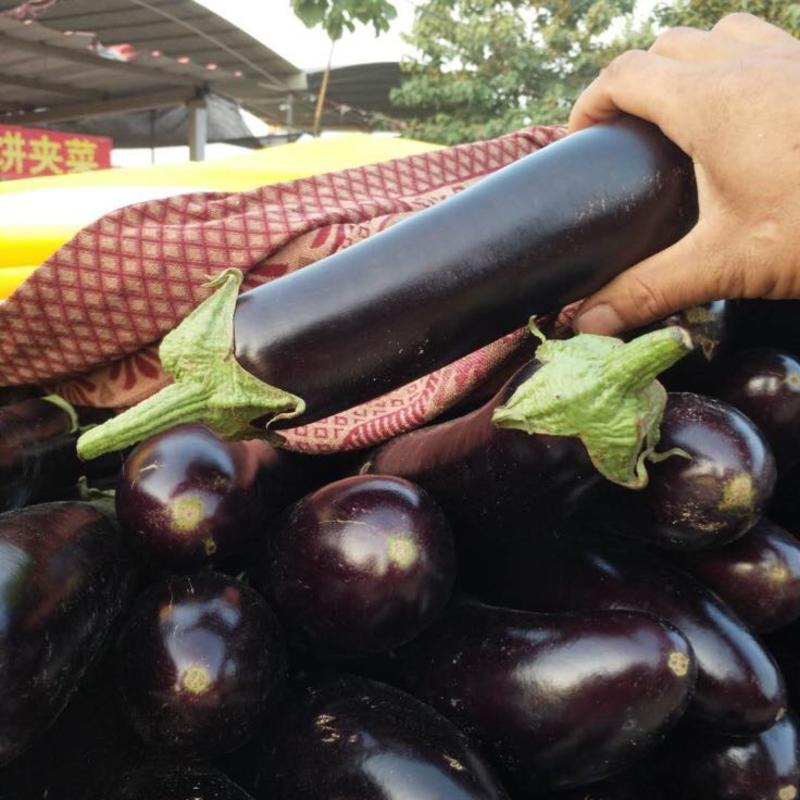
76,269,305,461
492,324,693,489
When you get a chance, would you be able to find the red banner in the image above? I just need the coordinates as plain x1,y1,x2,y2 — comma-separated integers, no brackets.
0,125,112,180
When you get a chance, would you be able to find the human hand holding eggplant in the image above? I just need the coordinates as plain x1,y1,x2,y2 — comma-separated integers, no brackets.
77,113,697,460
571,13,800,335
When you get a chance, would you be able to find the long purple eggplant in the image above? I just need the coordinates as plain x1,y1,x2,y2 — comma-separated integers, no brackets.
78,114,697,459
677,518,800,633
252,674,511,800
0,675,143,800
392,598,695,794
364,360,601,560
115,762,255,800
0,502,134,767
651,715,800,800
714,349,800,473
469,529,786,734
0,398,124,511
552,768,666,800
0,398,78,511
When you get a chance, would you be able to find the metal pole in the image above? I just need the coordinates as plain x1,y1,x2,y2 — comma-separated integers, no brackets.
150,109,156,165
312,40,335,138
285,92,294,129
187,97,208,162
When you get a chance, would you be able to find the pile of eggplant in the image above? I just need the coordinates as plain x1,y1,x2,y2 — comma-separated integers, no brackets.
3,295,800,800
4,117,800,800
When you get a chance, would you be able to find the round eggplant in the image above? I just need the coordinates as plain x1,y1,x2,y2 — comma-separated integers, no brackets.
653,715,800,800
0,502,133,767
116,424,332,567
393,598,694,794
730,299,800,354
266,475,455,657
714,349,800,473
253,674,509,800
603,392,776,550
470,529,786,735
116,572,285,755
677,517,800,632
115,762,254,800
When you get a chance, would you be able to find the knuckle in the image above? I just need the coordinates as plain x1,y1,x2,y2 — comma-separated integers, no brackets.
602,49,647,80
712,12,759,35
650,26,696,54
624,274,671,322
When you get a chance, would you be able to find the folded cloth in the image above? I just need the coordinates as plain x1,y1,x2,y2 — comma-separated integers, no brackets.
0,124,566,453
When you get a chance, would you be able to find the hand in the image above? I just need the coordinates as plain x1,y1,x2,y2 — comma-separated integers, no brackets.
569,13,800,336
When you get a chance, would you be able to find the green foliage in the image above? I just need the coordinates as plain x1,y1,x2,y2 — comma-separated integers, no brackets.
390,0,798,144
291,0,398,40
390,0,650,144
655,0,800,37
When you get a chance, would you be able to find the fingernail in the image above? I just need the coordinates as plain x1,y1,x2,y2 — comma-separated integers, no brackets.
574,304,625,336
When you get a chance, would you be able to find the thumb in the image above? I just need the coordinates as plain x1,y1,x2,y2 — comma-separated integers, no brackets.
573,227,721,336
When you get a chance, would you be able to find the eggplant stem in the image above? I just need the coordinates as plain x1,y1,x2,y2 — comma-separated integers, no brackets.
77,382,208,461
76,268,305,460
42,394,79,434
603,327,693,393
492,325,693,488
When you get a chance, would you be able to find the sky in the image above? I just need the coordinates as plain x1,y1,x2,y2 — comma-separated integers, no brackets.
114,0,663,167
197,0,663,72
195,0,419,72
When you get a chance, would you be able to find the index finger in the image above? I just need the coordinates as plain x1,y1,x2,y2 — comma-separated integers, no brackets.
568,50,701,154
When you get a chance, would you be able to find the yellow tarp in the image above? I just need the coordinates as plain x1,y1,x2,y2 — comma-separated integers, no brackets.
0,134,440,298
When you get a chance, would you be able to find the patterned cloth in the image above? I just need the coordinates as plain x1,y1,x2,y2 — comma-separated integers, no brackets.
0,124,567,453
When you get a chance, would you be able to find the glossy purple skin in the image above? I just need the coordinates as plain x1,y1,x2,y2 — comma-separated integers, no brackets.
116,572,285,755
364,361,603,565
0,399,81,511
116,762,254,800
678,517,800,633
234,115,696,428
715,349,800,472
606,392,776,550
116,424,317,567
654,715,800,800
0,502,133,768
267,475,455,656
0,676,143,800
471,530,787,734
255,675,509,800
553,769,665,800
395,599,695,794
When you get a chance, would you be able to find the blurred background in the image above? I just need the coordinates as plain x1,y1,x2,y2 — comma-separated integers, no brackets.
0,0,797,298
0,0,797,170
